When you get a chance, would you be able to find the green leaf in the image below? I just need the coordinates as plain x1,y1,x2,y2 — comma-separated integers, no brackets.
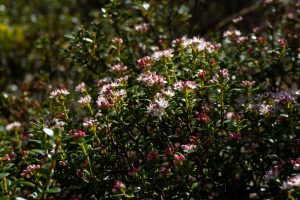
43,128,54,137
30,149,46,155
15,197,27,200
0,172,9,179
18,180,36,188
47,187,61,193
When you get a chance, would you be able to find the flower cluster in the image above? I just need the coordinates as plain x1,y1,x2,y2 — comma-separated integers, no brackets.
5,121,21,131
21,164,41,178
135,23,149,33
49,89,70,99
146,96,169,118
174,81,197,92
137,72,167,87
112,181,126,193
152,49,174,61
97,81,126,109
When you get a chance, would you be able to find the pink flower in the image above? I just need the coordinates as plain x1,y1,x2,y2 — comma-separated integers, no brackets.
209,69,230,83
137,72,166,87
83,118,98,129
147,151,158,160
97,96,113,109
189,136,199,144
21,164,41,178
228,131,241,140
69,129,86,140
112,37,123,44
198,70,207,79
110,64,127,74
112,181,126,193
223,30,241,38
135,23,149,33
49,88,70,99
174,81,197,92
137,56,154,69
78,95,92,106
277,39,287,46
152,49,174,61
3,152,16,161
195,113,210,122
282,175,300,189
147,96,169,118
5,121,21,131
128,166,140,176
247,47,254,54
264,165,281,182
164,147,179,156
173,153,185,166
241,80,256,88
75,82,86,93
232,16,243,23
181,144,197,153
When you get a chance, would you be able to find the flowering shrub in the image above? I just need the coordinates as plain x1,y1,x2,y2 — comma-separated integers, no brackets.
1,0,300,199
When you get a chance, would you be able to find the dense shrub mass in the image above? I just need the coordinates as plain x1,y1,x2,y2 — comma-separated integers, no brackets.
1,0,300,199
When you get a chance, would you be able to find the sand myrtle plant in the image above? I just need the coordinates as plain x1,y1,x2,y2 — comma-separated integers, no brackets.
1,0,300,199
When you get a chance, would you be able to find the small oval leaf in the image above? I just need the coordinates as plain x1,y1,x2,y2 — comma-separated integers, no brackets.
47,187,61,193
43,128,54,137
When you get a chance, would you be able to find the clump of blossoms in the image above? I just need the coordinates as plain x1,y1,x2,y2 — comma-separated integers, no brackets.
209,68,230,84
152,49,174,61
137,72,167,87
49,88,70,99
69,129,85,140
137,56,154,69
21,164,41,178
112,37,123,44
112,181,126,193
75,82,87,93
97,80,126,109
181,144,197,153
282,175,300,189
178,36,221,53
174,80,197,92
110,64,127,74
5,121,21,131
223,29,242,38
78,95,91,106
146,95,169,118
173,153,185,166
135,23,149,33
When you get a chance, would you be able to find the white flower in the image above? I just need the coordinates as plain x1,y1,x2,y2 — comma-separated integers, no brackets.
223,30,242,37
78,95,92,106
137,72,167,87
50,89,70,99
83,118,98,129
110,64,127,73
152,49,174,61
174,81,197,91
259,104,272,115
147,97,169,118
282,174,300,189
181,144,197,153
75,82,86,93
6,121,21,131
163,88,175,97
135,23,149,33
